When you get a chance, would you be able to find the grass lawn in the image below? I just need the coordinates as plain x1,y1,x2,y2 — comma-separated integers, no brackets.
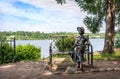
50,50,120,63
93,50,120,60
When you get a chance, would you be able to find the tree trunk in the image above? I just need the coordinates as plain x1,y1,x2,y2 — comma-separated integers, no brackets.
103,0,115,54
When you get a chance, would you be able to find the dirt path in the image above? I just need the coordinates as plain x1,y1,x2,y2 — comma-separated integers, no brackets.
0,60,120,79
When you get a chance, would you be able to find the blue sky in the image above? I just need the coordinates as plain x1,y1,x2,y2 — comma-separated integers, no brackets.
0,0,104,33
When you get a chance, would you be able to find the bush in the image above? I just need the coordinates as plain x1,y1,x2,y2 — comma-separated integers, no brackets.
55,36,75,52
0,43,41,64
0,42,14,63
16,44,41,61
115,38,120,48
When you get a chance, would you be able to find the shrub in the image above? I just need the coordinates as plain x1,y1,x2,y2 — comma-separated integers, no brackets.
0,42,14,63
16,44,41,61
115,38,120,48
0,43,41,64
55,36,75,52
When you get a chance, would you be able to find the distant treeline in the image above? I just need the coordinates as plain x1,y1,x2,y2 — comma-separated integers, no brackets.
0,31,77,40
0,31,119,40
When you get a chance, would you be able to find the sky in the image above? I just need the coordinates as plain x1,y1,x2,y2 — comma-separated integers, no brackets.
0,0,104,33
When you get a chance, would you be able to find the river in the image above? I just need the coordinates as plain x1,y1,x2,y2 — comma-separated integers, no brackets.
16,39,104,58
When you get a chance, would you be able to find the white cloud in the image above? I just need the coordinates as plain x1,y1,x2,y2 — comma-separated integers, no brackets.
0,0,86,20
19,0,76,10
0,0,89,32
0,1,46,21
19,0,86,16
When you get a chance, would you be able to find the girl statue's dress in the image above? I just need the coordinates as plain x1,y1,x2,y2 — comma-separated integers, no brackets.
71,27,89,69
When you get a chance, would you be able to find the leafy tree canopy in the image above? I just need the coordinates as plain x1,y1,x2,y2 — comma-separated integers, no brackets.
56,0,120,33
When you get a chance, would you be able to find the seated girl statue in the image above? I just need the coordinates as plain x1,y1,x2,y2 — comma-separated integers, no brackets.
70,27,89,69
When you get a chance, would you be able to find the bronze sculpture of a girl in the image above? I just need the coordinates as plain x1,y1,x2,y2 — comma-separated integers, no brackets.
70,27,89,69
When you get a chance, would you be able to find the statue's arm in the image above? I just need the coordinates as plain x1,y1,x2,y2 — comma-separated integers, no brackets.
85,35,90,45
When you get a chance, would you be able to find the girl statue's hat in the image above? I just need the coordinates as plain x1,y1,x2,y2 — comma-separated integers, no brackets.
77,27,85,32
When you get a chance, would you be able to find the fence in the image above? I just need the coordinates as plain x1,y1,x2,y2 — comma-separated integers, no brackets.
0,36,16,64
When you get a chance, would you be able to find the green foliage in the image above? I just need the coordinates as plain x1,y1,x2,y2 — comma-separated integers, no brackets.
84,16,103,33
94,51,120,60
16,44,41,61
55,36,75,52
115,27,120,48
115,38,120,48
1,31,118,40
55,0,117,54
0,42,41,64
56,0,105,33
76,0,104,33
0,42,14,63
115,0,120,24
0,31,77,40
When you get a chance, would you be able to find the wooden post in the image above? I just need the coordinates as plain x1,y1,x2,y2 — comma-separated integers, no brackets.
90,45,93,66
1,41,4,64
87,44,90,65
62,36,64,53
13,37,16,63
49,42,52,66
